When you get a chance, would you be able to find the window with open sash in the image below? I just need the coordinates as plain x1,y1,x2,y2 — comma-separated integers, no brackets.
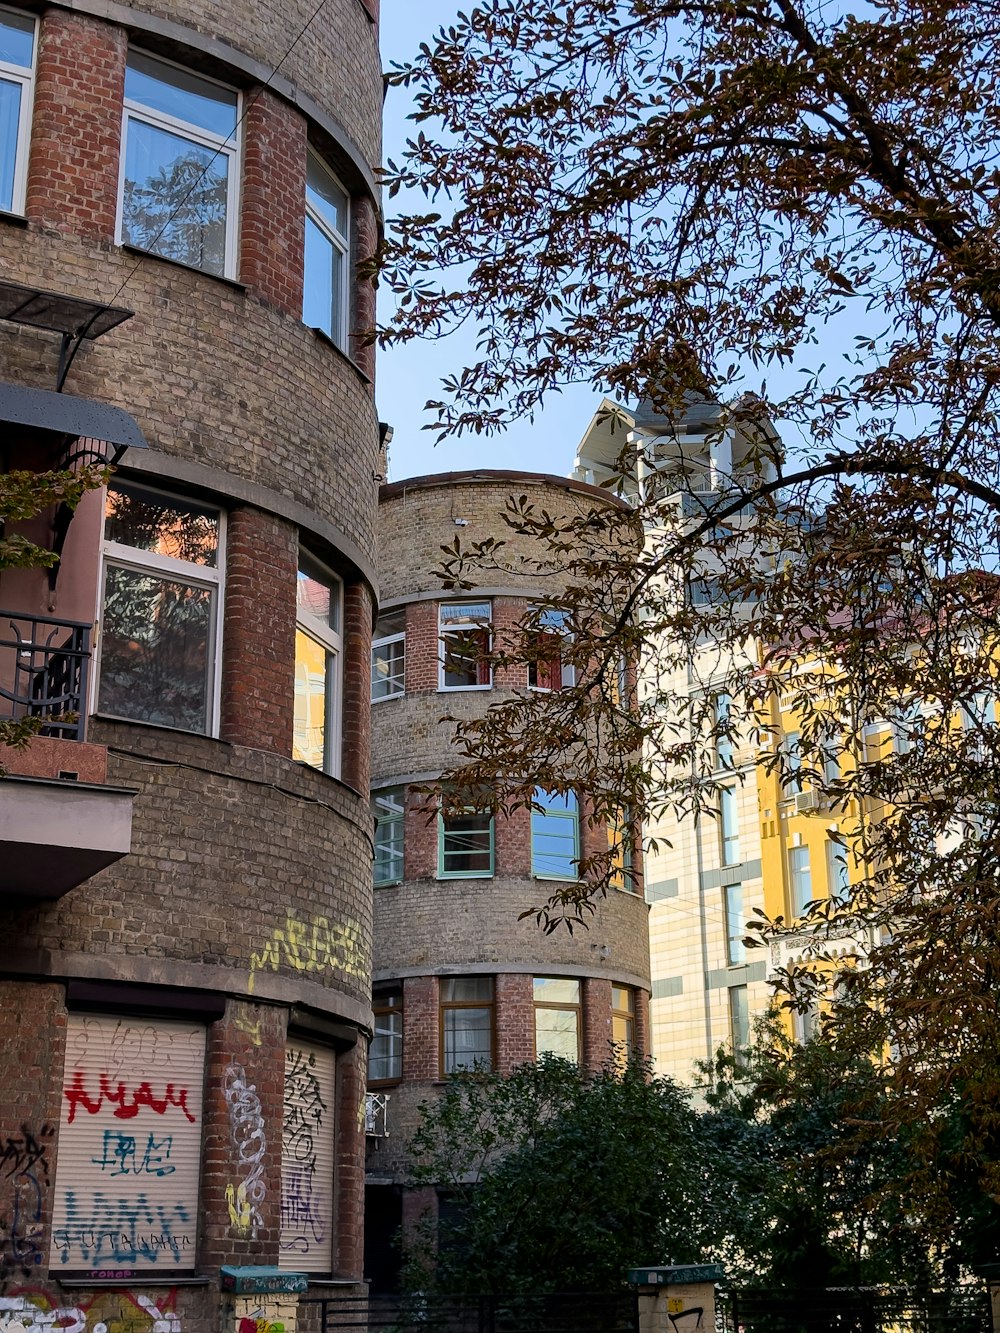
439,601,491,690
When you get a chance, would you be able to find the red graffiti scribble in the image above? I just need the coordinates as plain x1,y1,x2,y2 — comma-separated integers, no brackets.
63,1071,196,1124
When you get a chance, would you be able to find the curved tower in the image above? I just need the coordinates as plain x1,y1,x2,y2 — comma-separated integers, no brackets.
0,0,381,1324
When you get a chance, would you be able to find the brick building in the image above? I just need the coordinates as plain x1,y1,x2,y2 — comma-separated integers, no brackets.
0,0,380,1327
364,471,652,1291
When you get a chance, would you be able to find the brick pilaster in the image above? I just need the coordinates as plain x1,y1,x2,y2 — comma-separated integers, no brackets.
402,976,439,1082
335,1041,366,1277
341,580,373,793
583,976,613,1073
495,973,533,1073
240,90,307,317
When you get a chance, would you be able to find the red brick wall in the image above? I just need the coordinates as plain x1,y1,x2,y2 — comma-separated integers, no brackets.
220,506,297,754
351,195,378,383
404,601,438,694
495,973,533,1073
341,581,373,793
492,597,528,690
240,90,307,319
199,1001,286,1270
335,1041,366,1277
402,976,439,1082
496,804,530,877
583,976,613,1073
26,10,125,238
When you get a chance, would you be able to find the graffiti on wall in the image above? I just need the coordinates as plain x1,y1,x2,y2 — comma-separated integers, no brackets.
238,1318,285,1333
223,1066,266,1239
248,914,367,991
279,1043,333,1269
0,1288,179,1333
50,1017,204,1273
0,1127,53,1277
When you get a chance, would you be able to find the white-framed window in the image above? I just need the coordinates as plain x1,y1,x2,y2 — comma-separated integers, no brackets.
439,600,491,690
531,788,579,880
714,691,734,769
728,983,749,1052
294,555,342,777
119,49,239,278
724,881,746,965
527,607,575,690
438,808,494,878
303,149,350,348
97,479,224,735
720,783,740,866
533,977,581,1062
789,844,812,916
0,7,35,214
826,837,850,898
368,987,403,1084
371,607,405,702
373,787,404,886
783,729,803,795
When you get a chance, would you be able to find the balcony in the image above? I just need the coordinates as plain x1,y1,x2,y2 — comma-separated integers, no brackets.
365,1092,390,1138
0,610,135,900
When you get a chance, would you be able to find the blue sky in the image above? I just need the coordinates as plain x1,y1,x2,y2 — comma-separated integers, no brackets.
376,1,597,483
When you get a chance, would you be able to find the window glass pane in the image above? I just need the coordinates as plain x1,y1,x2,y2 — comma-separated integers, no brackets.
297,560,338,632
375,608,405,638
729,985,750,1050
720,784,740,865
611,1012,635,1052
440,602,490,623
531,788,578,879
122,118,229,274
369,998,402,1082
784,730,802,794
126,51,237,137
826,840,849,897
373,789,404,886
441,628,490,688
442,977,493,1003
105,482,219,566
715,692,733,767
99,565,212,731
303,214,338,338
535,1007,579,1061
532,978,580,1004
443,1007,492,1072
372,636,404,701
0,12,33,68
307,154,348,238
441,813,493,875
293,629,329,769
0,76,21,212
790,845,812,915
725,882,746,965
612,985,634,1014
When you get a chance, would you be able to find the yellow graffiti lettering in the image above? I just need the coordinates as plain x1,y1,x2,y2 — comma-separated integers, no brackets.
248,914,367,991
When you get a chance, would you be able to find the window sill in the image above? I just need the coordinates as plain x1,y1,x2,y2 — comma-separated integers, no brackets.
532,873,580,883
437,872,495,880
374,878,403,889
372,693,405,704
367,1078,401,1089
437,685,492,693
306,323,373,387
91,710,214,740
0,208,28,228
57,1276,211,1289
121,242,246,291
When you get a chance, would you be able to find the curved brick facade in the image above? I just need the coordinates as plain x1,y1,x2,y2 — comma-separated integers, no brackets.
365,473,651,1289
0,0,379,1323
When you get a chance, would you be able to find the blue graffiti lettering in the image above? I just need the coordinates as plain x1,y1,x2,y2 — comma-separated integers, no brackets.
51,1192,191,1265
90,1131,176,1176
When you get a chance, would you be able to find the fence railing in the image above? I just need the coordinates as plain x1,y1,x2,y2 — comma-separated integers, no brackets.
0,611,92,741
718,1286,992,1333
298,1291,639,1333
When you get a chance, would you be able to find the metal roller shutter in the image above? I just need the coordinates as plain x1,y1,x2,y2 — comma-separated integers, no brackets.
49,1013,206,1275
279,1039,336,1273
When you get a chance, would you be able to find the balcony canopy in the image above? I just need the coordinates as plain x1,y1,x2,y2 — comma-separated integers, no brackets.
0,381,147,455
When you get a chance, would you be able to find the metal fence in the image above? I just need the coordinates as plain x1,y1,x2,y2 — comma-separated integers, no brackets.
0,611,91,740
718,1286,992,1333
299,1291,639,1333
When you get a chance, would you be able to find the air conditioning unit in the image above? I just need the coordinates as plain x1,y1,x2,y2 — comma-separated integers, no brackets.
365,1092,389,1138
793,790,818,814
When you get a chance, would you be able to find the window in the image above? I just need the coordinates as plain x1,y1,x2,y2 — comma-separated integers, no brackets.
98,480,223,733
119,50,239,277
439,601,491,690
373,788,404,886
821,733,842,786
533,978,581,1062
783,730,803,795
369,989,403,1083
0,8,34,214
720,783,740,866
439,809,494,878
609,807,637,892
724,882,746,965
892,701,921,756
531,788,579,880
303,150,350,348
793,1003,820,1044
826,837,849,898
50,1013,205,1274
280,1040,335,1272
789,844,812,916
294,556,342,776
611,985,636,1063
714,691,734,769
729,984,750,1051
371,608,405,702
528,608,575,690
440,976,494,1073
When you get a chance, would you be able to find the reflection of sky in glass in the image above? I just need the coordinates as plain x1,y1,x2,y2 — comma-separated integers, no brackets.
126,51,236,137
123,120,227,274
0,79,21,211
105,483,219,566
293,630,328,769
307,158,348,236
303,216,338,340
0,13,33,68
297,564,334,625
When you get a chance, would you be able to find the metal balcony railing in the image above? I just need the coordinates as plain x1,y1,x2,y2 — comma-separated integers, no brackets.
365,1091,390,1137
0,612,92,741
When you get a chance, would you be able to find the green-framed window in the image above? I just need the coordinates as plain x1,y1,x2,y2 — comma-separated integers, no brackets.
531,788,579,880
438,810,494,878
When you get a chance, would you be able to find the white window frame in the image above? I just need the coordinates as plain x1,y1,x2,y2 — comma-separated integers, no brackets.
527,607,575,691
789,843,812,916
295,555,343,779
438,600,492,692
95,481,225,737
373,786,404,886
305,148,350,349
117,48,241,279
0,6,36,215
371,612,405,703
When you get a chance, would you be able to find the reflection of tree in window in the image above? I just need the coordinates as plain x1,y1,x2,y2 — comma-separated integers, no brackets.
122,149,228,273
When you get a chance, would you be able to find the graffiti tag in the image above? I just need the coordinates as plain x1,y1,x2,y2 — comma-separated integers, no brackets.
64,1074,195,1126
223,1065,267,1239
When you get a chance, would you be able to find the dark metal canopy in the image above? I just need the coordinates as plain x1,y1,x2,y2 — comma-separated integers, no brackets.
0,381,147,452
0,277,133,340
